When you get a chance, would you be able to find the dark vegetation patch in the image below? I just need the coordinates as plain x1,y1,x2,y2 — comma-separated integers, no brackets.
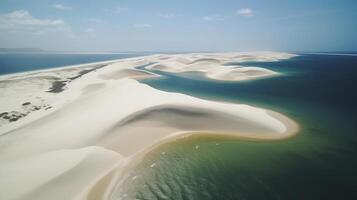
22,102,31,106
47,80,68,93
0,111,26,122
1,102,53,124
47,64,108,93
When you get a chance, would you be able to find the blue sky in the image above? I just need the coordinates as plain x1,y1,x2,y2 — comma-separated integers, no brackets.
0,0,356,52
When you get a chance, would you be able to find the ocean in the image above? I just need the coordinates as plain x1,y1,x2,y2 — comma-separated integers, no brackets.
120,54,357,200
0,53,148,75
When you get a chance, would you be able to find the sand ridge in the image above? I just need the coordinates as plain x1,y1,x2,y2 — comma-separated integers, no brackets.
0,52,298,200
143,52,294,81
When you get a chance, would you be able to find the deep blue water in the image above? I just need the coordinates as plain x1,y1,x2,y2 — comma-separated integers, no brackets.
121,54,357,200
0,53,147,75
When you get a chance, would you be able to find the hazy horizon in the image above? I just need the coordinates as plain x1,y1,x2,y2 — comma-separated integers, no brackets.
1,48,357,54
0,0,356,52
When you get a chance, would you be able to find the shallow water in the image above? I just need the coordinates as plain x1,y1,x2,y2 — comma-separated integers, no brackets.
118,54,357,199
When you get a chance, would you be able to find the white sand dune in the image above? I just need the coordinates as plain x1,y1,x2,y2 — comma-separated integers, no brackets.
0,52,298,200
0,146,124,200
144,52,294,81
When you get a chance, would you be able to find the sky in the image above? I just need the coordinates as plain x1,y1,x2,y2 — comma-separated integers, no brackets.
0,0,356,52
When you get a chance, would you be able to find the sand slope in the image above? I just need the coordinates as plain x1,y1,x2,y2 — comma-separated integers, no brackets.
0,52,298,200
144,52,294,81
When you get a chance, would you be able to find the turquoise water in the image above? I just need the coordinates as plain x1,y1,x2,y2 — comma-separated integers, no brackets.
0,53,148,75
119,54,357,199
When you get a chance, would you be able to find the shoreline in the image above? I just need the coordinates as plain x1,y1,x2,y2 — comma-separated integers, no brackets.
0,52,299,200
0,55,154,80
102,108,299,199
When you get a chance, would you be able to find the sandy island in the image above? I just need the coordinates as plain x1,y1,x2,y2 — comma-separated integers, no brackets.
0,52,298,200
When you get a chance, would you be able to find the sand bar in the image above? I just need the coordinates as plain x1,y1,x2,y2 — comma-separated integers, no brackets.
0,52,298,200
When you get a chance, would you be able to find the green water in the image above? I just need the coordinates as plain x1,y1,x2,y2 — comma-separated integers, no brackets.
115,54,357,200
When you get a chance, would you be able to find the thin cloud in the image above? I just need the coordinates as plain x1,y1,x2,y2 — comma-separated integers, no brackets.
85,28,95,33
88,18,103,24
0,10,71,35
236,8,253,17
85,28,96,37
157,13,175,19
203,15,227,21
52,4,72,11
133,24,152,28
103,7,129,14
115,7,129,14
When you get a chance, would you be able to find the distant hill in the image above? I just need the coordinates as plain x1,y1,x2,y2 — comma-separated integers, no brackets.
0,48,45,53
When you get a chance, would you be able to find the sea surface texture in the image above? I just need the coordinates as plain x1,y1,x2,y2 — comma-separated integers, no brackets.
117,54,357,200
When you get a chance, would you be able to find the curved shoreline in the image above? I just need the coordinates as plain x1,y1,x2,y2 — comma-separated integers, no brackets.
0,52,299,200
101,108,299,199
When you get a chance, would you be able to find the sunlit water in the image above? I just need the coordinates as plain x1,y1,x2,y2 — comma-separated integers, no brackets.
116,54,357,200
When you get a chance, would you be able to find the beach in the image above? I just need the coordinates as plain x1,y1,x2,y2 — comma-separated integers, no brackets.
0,52,298,200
